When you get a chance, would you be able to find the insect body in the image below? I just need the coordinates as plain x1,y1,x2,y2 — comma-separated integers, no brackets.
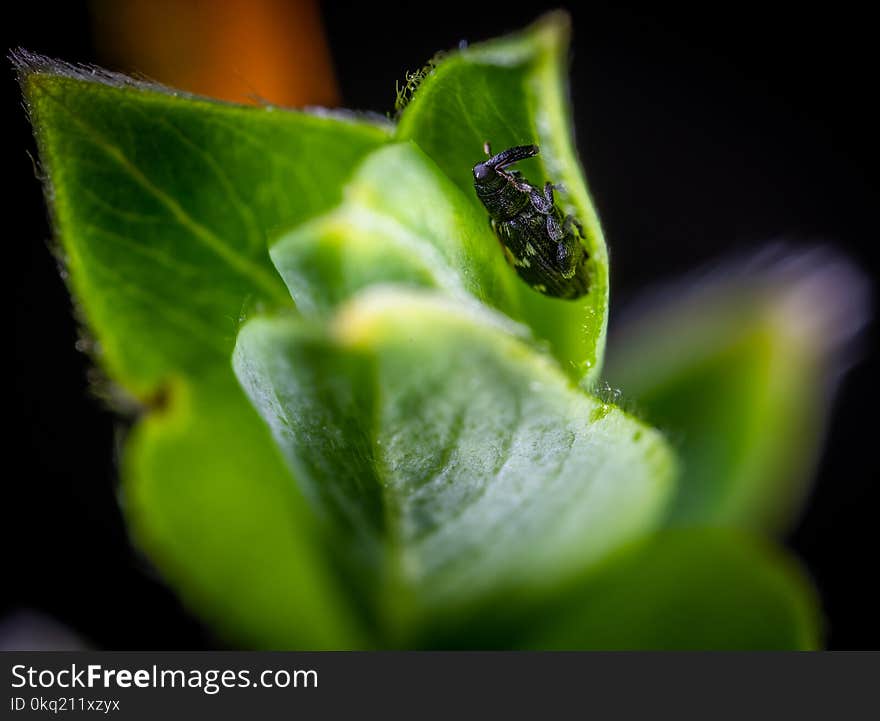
473,143,590,299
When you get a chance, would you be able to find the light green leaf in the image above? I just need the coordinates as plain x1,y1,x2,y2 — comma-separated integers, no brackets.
234,288,676,640
396,12,609,383
270,141,521,318
123,370,367,648
18,55,389,647
519,529,821,650
604,250,869,531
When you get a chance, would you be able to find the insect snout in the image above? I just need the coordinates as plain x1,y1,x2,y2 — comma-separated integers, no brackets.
473,143,539,184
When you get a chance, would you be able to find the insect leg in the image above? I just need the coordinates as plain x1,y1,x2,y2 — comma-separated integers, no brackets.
546,214,563,241
528,181,556,214
497,166,540,194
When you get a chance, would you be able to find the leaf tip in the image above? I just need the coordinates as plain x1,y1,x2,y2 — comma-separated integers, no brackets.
8,47,194,102
8,48,53,100
531,9,572,42
8,47,52,74
9,48,99,88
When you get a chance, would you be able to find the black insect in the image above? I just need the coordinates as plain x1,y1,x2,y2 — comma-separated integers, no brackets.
473,143,590,299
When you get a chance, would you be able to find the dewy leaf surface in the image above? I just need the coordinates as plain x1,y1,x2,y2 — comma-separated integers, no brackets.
234,288,676,638
18,56,389,647
396,12,609,384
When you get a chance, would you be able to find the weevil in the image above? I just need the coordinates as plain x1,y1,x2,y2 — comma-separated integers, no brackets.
473,143,590,299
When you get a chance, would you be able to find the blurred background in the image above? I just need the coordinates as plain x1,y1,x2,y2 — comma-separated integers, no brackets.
3,0,877,648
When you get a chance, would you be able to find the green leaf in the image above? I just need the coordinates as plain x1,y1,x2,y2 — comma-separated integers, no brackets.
396,12,609,384
519,529,821,650
233,288,676,640
18,55,390,647
18,56,390,387
123,370,368,648
18,13,825,651
604,250,869,531
270,141,521,317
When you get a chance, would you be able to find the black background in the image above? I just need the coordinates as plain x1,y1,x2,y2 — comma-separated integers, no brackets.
3,1,878,648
